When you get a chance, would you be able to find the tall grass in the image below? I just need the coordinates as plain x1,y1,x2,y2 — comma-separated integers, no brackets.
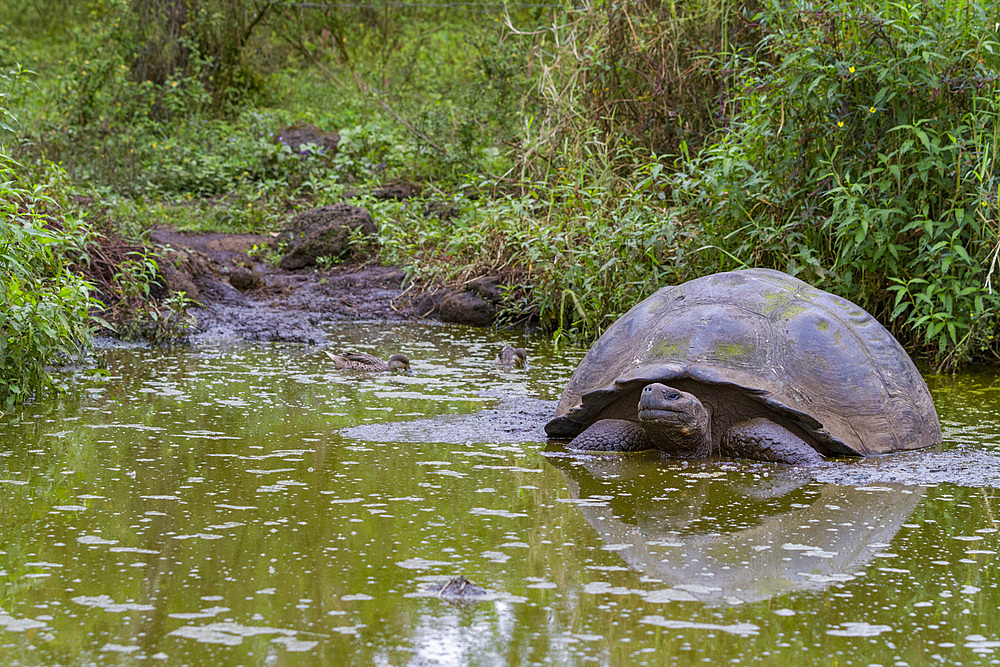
376,139,684,338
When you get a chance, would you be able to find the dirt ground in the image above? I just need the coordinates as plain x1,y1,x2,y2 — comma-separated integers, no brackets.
149,227,417,344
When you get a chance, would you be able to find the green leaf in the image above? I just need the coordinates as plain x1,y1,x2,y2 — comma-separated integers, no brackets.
914,129,931,151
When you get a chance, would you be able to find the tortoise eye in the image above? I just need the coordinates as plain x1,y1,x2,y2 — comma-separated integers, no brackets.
666,392,680,400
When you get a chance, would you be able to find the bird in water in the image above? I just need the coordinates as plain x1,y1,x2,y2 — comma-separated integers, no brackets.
325,350,410,373
495,345,528,368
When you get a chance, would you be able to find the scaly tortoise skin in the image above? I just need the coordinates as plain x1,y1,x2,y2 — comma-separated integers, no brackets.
545,269,941,464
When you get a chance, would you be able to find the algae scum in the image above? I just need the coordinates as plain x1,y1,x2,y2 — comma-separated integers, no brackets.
0,323,999,665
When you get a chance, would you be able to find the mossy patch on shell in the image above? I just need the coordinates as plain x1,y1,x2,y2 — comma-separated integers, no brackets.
759,288,795,315
652,336,690,360
710,341,755,362
776,303,807,320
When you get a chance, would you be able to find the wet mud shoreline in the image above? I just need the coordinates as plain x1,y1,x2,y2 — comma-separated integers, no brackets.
149,227,418,344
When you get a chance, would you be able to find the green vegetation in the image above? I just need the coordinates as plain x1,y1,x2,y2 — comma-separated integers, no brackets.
2,62,96,409
1,0,999,406
0,135,99,408
674,2,1000,369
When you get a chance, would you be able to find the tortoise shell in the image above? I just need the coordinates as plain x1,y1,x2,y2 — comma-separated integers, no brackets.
545,269,941,456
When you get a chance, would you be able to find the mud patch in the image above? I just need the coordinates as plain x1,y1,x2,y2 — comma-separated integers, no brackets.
808,447,1000,488
148,227,412,344
342,395,555,444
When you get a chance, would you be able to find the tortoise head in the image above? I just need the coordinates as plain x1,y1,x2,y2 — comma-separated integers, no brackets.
388,353,410,372
638,383,712,457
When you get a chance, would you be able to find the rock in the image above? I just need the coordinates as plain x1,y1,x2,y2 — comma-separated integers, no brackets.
279,204,377,270
159,263,200,300
413,277,508,323
275,123,339,156
465,276,503,303
440,290,496,326
229,267,264,291
424,576,489,603
413,289,448,318
155,248,215,301
372,181,421,200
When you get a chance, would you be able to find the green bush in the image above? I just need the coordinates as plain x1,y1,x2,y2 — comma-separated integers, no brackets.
581,0,733,158
2,66,100,409
374,137,686,339
669,0,1000,368
0,154,100,410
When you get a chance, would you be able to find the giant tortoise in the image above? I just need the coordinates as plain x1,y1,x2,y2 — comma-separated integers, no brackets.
545,269,941,464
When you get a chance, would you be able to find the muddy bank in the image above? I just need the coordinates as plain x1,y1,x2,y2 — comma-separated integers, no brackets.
149,227,416,344
342,395,555,444
148,225,523,343
805,447,1000,488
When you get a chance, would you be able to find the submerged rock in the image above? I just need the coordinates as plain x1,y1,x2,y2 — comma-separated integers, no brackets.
424,576,489,601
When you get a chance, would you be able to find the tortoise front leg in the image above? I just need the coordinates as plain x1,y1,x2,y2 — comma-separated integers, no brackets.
722,418,825,465
567,419,654,452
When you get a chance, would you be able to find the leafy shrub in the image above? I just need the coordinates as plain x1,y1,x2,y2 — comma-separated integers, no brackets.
0,155,100,409
1,67,102,409
582,0,735,158
670,0,1000,368
59,0,275,125
375,139,686,340
101,253,197,343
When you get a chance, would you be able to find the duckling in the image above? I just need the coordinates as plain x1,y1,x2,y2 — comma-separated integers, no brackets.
495,345,528,368
325,350,410,372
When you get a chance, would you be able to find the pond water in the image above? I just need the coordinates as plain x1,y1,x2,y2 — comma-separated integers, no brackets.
0,322,998,665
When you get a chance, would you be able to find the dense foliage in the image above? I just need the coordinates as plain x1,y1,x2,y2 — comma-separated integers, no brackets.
0,153,99,409
672,1,1000,367
1,0,999,395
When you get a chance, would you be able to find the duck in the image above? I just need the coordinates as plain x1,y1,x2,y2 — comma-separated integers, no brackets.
495,345,528,368
325,350,410,372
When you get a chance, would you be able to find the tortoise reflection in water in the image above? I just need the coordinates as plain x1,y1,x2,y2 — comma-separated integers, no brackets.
545,269,941,464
